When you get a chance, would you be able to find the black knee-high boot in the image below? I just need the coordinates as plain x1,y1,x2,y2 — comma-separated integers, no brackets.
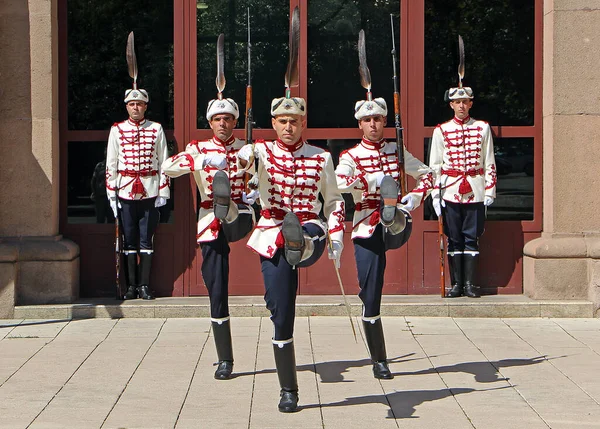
212,318,234,380
273,340,299,413
362,318,393,380
463,254,480,298
137,253,155,300
447,253,464,298
123,253,138,300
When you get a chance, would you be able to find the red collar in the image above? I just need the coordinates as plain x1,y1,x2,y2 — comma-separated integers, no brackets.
360,137,385,150
452,116,471,125
127,118,146,126
213,135,235,147
276,138,304,152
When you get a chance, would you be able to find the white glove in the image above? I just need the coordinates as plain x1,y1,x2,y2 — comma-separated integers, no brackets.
238,145,254,162
155,197,167,208
372,171,386,187
109,198,120,217
432,197,445,217
247,175,259,190
400,194,418,212
328,240,343,268
484,196,494,206
203,154,227,170
242,189,259,205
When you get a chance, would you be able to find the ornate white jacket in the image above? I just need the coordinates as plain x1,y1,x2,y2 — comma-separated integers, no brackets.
429,116,497,204
243,139,345,258
105,118,170,201
161,135,255,243
336,137,434,239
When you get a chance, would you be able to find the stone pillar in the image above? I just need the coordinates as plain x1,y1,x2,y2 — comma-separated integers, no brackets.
524,1,600,313
0,0,79,313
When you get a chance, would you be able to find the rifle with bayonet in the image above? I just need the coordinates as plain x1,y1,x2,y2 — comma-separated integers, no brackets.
389,15,407,197
244,7,255,192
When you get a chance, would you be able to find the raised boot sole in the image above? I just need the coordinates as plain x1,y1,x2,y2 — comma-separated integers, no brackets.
212,171,231,221
282,212,304,266
380,176,398,226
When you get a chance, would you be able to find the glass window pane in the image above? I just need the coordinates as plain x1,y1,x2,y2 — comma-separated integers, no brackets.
422,137,534,221
67,141,176,224
67,1,174,130
196,1,289,130
308,0,400,128
424,1,535,126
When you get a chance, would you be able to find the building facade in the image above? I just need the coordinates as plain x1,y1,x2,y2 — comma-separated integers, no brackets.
0,0,596,315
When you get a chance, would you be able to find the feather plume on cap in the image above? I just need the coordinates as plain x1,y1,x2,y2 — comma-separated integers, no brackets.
284,6,300,98
216,33,226,99
358,30,372,101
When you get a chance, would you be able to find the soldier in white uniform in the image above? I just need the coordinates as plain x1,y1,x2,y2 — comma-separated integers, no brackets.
336,97,433,379
161,97,257,380
238,97,345,413
106,88,170,300
429,86,497,298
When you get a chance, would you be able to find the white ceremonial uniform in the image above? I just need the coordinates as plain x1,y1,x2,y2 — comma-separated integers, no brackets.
336,138,434,239
161,135,255,242
106,118,170,201
244,139,345,258
429,116,496,204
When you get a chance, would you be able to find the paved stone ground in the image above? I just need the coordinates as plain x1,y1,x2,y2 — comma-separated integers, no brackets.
1,316,600,428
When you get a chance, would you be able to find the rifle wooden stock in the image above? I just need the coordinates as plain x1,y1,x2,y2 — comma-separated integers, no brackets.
393,92,407,196
438,212,445,297
244,85,253,192
115,215,122,300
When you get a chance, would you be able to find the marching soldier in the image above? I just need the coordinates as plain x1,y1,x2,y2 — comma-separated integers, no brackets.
336,96,433,380
105,87,170,300
429,79,497,298
236,7,345,413
161,96,257,380
237,95,345,412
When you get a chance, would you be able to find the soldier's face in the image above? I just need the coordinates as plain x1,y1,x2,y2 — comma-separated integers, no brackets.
210,114,237,141
126,101,147,121
450,98,473,119
358,115,387,142
272,114,306,145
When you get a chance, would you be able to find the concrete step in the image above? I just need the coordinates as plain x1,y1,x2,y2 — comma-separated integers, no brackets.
12,295,595,319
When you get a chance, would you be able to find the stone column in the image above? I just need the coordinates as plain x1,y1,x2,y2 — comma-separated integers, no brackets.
0,0,79,313
524,1,600,312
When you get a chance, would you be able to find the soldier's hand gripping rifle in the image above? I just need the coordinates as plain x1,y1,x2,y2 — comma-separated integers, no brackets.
244,8,256,192
389,15,407,197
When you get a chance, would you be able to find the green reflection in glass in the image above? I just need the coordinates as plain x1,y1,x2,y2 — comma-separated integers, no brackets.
424,0,535,126
308,0,400,128
197,1,289,130
422,137,534,221
67,1,174,130
67,141,176,224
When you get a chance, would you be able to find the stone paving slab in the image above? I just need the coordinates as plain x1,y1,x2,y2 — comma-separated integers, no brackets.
1,317,600,428
12,295,596,319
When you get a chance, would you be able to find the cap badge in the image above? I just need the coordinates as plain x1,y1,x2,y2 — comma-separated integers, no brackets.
218,102,226,108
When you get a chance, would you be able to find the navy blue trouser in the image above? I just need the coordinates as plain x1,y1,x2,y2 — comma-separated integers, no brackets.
200,211,253,319
261,223,326,341
442,201,485,252
354,223,407,318
119,197,160,252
